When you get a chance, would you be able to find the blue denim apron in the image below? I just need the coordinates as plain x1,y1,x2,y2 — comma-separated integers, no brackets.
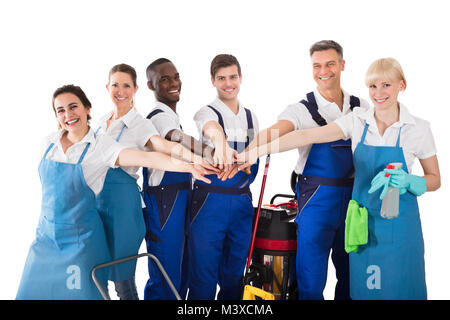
17,141,110,299
96,124,146,282
349,123,426,299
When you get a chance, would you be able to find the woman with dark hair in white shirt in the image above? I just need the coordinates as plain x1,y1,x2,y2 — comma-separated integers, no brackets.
16,84,210,300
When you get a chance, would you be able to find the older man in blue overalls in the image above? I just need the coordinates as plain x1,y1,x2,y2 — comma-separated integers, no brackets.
243,40,370,299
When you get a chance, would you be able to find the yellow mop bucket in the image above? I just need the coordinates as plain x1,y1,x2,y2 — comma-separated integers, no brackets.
243,285,275,300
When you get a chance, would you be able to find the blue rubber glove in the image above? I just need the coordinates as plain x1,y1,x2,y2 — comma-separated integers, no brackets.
368,171,390,200
384,168,427,196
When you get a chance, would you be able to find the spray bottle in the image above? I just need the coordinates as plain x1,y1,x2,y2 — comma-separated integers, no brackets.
380,162,403,219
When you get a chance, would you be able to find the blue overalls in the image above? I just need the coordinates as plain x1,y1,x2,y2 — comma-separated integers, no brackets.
142,109,192,300
349,123,426,299
17,141,110,299
95,124,146,299
295,92,360,300
187,105,259,300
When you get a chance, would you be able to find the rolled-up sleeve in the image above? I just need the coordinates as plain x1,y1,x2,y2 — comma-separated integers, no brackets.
193,107,219,136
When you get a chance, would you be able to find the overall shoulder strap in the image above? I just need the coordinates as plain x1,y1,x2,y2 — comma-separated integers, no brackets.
116,124,126,142
349,95,361,111
207,105,226,136
300,92,327,126
148,108,184,131
42,143,55,160
77,143,91,164
146,109,164,120
244,108,254,143
360,123,370,144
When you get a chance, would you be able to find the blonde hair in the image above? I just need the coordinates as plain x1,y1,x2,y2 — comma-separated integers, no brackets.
365,58,407,89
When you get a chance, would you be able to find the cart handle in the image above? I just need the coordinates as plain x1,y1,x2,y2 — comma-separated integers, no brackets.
269,193,296,204
246,155,271,270
91,253,181,300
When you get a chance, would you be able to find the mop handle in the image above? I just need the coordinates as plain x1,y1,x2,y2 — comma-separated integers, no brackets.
246,154,271,269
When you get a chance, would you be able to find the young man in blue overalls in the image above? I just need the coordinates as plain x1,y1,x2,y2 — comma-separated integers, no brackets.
142,58,217,300
244,40,370,300
187,54,260,300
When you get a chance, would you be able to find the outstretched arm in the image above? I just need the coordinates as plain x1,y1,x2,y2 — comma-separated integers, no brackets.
219,120,295,181
116,148,211,183
245,120,295,152
146,134,218,174
238,122,345,170
166,129,215,164
202,121,236,171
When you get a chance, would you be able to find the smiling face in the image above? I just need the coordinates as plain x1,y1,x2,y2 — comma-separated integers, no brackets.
148,62,182,107
211,64,242,102
311,49,345,92
107,71,138,109
368,78,406,110
365,58,407,112
54,92,91,134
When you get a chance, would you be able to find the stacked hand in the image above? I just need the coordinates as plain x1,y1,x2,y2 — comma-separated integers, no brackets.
194,144,253,182
212,143,237,171
235,149,259,172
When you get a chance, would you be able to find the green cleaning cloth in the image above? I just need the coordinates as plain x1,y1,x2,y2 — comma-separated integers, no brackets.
345,200,368,253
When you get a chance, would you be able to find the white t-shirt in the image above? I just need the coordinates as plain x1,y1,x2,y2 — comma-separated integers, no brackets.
194,97,260,148
40,128,125,196
146,102,184,186
334,103,437,174
95,108,159,180
277,88,370,174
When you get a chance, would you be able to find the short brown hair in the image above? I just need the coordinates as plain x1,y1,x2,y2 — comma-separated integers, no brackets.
310,40,343,61
210,54,241,78
109,63,137,87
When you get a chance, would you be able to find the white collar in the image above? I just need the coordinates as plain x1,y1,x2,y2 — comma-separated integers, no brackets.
98,107,138,131
397,103,416,125
54,127,97,146
313,88,353,113
209,97,243,117
120,108,138,127
357,102,416,128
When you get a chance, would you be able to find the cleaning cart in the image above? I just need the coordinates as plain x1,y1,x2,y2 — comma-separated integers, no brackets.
242,156,298,300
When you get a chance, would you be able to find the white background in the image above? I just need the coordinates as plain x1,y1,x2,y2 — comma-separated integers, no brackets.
1,0,449,300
